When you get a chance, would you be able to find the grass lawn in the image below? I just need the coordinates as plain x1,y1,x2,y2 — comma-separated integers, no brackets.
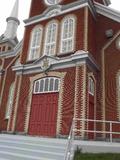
74,150,120,160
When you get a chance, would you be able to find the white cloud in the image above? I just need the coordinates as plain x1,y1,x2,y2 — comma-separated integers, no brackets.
110,0,120,12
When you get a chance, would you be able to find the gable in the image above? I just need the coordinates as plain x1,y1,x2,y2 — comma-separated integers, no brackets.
29,0,76,18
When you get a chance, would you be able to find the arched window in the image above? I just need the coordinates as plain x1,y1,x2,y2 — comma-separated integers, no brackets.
5,83,15,119
44,22,58,56
61,16,75,53
89,77,95,95
34,77,60,94
28,26,43,60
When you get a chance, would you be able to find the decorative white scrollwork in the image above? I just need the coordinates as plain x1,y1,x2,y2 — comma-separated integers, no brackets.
45,0,62,5
41,57,50,71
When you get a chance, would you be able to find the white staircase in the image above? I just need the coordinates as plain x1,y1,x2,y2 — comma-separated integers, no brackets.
0,134,67,160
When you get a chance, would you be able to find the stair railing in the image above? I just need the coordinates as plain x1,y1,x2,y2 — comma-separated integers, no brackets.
64,118,75,160
64,118,120,160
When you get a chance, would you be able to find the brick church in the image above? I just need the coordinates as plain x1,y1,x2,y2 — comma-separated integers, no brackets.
0,0,120,139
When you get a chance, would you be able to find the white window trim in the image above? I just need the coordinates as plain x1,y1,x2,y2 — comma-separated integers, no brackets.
28,25,43,61
45,0,62,6
45,9,61,17
34,77,60,94
60,15,76,54
5,83,15,119
43,21,58,56
88,77,95,96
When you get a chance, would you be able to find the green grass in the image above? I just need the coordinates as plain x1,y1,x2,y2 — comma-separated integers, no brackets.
74,149,120,160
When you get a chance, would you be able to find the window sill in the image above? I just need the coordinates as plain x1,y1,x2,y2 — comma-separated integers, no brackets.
4,117,9,120
26,59,37,64
57,51,74,57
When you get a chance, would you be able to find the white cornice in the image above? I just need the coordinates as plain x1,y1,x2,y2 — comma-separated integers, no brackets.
12,50,99,75
95,2,120,22
24,0,96,26
102,0,111,6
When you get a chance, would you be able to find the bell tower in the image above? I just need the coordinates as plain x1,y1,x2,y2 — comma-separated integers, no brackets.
0,0,20,53
4,0,20,41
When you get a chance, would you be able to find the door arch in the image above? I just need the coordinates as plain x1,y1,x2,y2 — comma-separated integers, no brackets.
28,77,60,137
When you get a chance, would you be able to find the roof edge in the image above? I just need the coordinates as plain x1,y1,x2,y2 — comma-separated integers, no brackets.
95,2,120,22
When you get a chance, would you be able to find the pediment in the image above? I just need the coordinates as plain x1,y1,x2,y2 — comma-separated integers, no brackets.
33,55,60,71
43,5,61,17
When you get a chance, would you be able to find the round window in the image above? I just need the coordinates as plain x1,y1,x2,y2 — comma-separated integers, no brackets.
45,0,62,5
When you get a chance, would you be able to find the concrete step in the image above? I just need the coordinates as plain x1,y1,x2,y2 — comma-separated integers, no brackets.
0,134,67,160
0,151,55,160
74,140,120,153
0,141,65,153
0,134,66,145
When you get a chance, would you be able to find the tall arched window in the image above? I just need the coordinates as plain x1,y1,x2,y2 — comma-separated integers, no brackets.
5,83,15,119
44,22,58,56
28,26,43,60
60,16,75,53
88,77,95,96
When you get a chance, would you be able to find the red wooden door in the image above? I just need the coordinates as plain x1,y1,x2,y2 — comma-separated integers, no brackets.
29,92,59,137
88,95,95,139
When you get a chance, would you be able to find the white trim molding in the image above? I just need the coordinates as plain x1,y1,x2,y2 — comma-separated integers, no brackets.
95,2,120,23
12,50,99,75
60,15,76,54
24,0,96,26
43,20,59,56
116,71,120,120
27,25,43,61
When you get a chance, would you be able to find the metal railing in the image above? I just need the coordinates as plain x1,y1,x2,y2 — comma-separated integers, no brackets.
64,120,75,160
74,118,120,143
64,118,120,160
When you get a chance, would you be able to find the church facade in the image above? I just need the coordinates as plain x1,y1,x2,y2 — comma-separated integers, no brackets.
0,0,120,139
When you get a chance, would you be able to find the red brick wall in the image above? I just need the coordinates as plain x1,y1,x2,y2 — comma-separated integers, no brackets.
86,66,103,138
3,57,14,69
15,76,30,132
96,15,120,64
88,10,97,59
60,67,75,135
94,15,120,125
0,58,16,131
21,8,85,64
87,12,120,64
15,67,76,135
104,39,120,121
74,66,86,136
8,76,20,131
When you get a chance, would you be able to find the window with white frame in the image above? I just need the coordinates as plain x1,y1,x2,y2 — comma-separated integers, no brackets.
5,83,15,119
88,77,95,95
34,77,60,94
44,22,58,56
61,17,75,53
28,26,43,60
